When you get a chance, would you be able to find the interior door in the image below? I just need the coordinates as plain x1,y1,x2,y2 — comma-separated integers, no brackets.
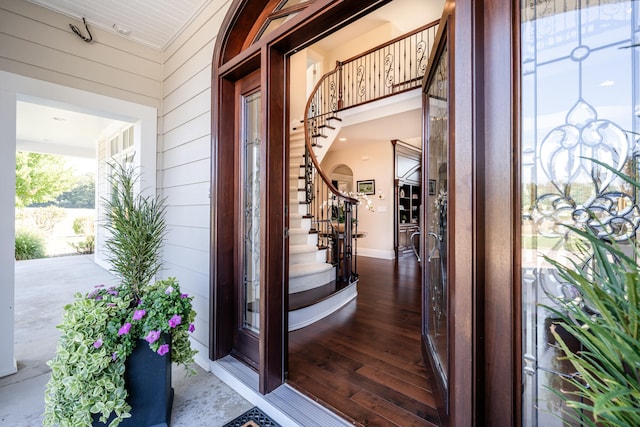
233,70,262,369
422,14,451,421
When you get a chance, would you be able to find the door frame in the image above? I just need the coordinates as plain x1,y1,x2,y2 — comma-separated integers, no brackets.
210,1,520,423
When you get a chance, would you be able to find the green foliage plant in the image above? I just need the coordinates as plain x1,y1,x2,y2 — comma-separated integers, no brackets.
44,161,197,427
70,235,95,254
14,229,45,260
70,216,96,254
73,216,95,235
544,160,640,426
103,161,166,299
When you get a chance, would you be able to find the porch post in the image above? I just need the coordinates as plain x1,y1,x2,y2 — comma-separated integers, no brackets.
0,88,17,377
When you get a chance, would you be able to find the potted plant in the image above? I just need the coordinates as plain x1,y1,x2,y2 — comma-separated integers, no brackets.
544,162,640,426
43,161,197,427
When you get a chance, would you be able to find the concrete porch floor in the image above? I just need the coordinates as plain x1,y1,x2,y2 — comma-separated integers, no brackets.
0,255,253,426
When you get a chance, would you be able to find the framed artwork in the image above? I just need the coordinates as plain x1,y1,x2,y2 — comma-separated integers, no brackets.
356,179,375,195
429,179,436,195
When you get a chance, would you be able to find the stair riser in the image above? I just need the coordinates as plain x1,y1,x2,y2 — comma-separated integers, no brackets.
289,268,335,294
295,203,308,216
290,248,327,265
289,232,317,246
290,190,306,203
289,217,311,230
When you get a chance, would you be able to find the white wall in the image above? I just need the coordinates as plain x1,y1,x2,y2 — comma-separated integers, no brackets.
158,0,232,365
321,141,396,259
0,89,17,376
0,0,162,108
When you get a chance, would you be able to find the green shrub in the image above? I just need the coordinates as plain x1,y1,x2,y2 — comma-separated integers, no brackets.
69,235,95,254
72,216,95,235
15,230,46,260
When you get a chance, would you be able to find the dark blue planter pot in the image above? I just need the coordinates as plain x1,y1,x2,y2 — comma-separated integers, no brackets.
94,339,174,427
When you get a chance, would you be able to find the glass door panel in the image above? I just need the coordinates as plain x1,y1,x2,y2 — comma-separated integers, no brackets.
424,43,449,395
242,91,262,333
233,70,262,368
520,1,640,425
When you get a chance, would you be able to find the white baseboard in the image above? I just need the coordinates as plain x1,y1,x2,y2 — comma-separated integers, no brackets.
288,283,357,331
356,247,395,259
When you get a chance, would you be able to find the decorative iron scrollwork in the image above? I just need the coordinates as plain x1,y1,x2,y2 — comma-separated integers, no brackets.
384,53,394,88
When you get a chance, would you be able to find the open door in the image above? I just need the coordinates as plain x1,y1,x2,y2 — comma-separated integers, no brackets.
421,6,451,424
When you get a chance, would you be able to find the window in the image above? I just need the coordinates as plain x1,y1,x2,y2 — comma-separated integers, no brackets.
520,2,639,425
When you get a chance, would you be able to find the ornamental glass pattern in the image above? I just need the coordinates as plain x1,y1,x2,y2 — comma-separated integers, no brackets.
520,1,640,425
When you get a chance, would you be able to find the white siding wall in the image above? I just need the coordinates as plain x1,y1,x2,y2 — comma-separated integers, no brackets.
0,0,162,108
158,0,232,365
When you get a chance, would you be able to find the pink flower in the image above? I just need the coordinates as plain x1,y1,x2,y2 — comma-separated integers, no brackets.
188,323,195,333
157,344,170,356
168,315,181,329
93,338,103,348
132,309,146,321
118,322,131,336
145,330,161,344
180,293,189,298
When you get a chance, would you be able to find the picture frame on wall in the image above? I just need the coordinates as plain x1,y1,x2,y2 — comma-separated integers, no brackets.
357,180,375,195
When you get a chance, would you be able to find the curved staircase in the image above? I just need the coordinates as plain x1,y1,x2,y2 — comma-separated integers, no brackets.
287,21,439,331
287,125,357,331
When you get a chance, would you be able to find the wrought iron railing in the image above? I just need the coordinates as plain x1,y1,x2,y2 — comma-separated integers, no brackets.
339,21,438,109
302,22,439,286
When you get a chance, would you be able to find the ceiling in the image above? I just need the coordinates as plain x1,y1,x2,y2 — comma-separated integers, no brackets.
26,0,211,50
16,101,127,159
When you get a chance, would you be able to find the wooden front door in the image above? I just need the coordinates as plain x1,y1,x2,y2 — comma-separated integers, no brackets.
422,10,451,423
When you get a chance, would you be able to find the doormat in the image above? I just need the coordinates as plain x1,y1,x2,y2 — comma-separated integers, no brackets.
223,407,281,427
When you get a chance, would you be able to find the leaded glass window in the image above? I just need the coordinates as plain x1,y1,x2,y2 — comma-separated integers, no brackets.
520,1,640,425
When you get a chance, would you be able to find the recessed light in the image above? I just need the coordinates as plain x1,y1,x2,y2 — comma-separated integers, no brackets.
600,80,614,87
113,24,131,36
339,137,347,141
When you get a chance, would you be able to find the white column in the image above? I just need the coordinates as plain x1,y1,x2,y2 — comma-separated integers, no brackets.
0,88,17,377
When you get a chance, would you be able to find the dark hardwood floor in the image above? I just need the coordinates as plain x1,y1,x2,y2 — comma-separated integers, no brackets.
287,256,440,427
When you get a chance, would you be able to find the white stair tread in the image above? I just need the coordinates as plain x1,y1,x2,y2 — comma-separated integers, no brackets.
290,262,333,278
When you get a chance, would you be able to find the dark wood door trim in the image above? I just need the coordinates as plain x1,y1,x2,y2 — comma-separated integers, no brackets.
480,0,518,425
260,44,286,394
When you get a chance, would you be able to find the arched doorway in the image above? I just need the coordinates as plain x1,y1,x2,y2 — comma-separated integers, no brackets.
210,3,482,426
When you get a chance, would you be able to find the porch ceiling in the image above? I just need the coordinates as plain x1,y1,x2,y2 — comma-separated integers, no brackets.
25,0,214,50
16,100,127,159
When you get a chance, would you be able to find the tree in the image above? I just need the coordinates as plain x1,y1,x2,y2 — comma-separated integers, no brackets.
55,173,95,208
15,152,76,207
